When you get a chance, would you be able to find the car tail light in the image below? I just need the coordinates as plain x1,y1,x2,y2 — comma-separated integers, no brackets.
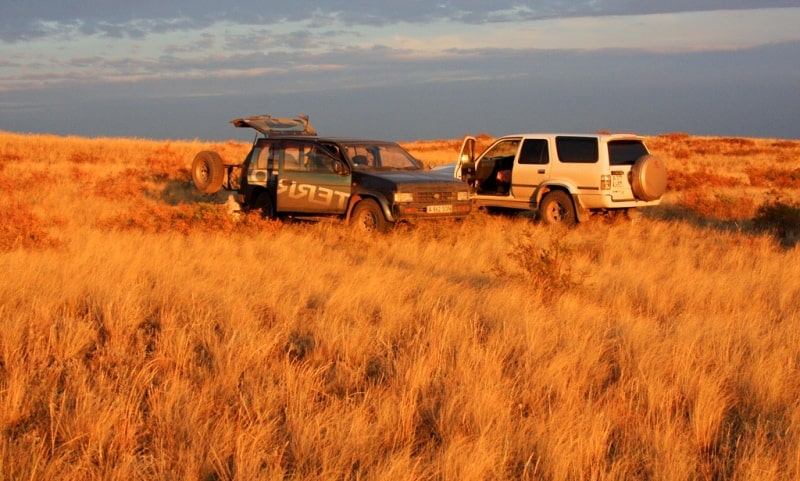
600,175,611,190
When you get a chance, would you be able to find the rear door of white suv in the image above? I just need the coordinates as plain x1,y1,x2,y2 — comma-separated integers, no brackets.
511,136,551,201
606,139,649,202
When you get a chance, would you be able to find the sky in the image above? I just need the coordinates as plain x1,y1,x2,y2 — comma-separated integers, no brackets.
1,1,799,142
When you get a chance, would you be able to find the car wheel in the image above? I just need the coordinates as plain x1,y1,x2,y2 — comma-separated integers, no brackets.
253,191,275,219
624,208,642,223
351,199,389,232
631,154,667,201
192,151,225,194
540,191,576,226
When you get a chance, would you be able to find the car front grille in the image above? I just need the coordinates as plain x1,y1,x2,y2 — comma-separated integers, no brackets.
415,191,458,203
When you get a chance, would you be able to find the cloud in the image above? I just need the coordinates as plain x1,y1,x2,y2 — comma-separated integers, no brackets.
2,1,798,42
3,5,798,95
1,3,798,142
4,41,798,141
223,29,323,51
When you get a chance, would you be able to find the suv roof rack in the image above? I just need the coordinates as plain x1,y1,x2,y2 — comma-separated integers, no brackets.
230,113,317,137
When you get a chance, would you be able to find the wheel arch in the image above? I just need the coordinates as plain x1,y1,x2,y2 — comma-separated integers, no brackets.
346,192,395,223
534,182,589,222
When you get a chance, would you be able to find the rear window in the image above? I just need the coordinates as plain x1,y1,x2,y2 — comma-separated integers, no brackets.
556,137,598,163
608,140,648,166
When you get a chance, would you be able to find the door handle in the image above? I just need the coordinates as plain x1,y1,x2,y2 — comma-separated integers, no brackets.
537,169,545,174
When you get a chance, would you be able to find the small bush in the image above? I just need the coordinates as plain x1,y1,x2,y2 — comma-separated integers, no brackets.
669,170,743,191
69,150,102,164
753,199,800,245
145,143,190,182
672,149,691,160
97,201,282,235
0,200,63,250
678,191,756,221
496,229,585,296
746,167,800,188
93,169,149,200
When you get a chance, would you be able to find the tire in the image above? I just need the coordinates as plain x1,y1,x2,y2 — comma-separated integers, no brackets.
192,151,225,194
540,190,576,226
253,191,275,219
631,154,667,201
351,199,389,232
624,208,642,223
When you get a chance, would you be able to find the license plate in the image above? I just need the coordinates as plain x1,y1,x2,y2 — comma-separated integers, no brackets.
426,205,453,214
612,176,625,187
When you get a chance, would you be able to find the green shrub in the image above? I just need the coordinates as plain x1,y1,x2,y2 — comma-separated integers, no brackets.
497,229,585,296
753,199,800,246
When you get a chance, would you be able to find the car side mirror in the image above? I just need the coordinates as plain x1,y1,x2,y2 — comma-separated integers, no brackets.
333,160,350,176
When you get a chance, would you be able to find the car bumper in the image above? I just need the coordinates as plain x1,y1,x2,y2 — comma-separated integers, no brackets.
578,193,662,209
391,202,472,219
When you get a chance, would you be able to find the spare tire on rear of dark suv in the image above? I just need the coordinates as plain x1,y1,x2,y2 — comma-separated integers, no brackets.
192,151,225,194
631,154,667,201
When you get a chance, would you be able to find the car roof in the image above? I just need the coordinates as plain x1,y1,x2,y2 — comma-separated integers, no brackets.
255,136,399,145
499,133,644,141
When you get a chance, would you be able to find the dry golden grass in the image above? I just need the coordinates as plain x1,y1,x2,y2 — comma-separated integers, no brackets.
1,129,800,480
402,134,495,168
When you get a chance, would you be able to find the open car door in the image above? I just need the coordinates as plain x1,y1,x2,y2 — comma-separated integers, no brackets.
454,136,476,183
230,114,316,137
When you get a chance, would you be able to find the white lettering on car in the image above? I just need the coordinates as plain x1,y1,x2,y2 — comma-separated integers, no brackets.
278,182,350,209
289,183,312,199
312,187,333,206
332,190,350,210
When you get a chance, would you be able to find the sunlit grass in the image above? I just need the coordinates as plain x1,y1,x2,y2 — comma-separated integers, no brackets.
1,130,799,480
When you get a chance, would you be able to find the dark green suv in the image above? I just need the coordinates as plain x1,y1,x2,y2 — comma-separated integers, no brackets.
191,114,471,231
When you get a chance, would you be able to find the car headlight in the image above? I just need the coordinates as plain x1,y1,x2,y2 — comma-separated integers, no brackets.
393,192,414,203
457,191,469,201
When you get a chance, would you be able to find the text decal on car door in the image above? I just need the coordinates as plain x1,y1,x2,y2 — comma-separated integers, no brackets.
278,183,350,209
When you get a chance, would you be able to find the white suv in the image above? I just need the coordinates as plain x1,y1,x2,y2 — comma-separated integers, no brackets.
447,133,667,225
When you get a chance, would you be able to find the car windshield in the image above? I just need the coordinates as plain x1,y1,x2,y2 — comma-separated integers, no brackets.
343,142,421,170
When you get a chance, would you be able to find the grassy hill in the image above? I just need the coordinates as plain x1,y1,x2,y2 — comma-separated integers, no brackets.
1,131,799,480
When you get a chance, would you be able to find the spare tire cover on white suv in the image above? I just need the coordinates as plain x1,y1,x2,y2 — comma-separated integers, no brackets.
631,155,667,201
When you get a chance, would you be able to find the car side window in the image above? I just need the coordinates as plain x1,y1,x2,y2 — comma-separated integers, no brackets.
556,136,598,163
519,139,549,165
256,144,271,170
482,139,520,160
280,142,338,173
305,144,339,173
281,144,302,171
247,144,273,174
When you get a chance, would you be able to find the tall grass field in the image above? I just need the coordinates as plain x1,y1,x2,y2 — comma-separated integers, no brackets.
1,130,799,480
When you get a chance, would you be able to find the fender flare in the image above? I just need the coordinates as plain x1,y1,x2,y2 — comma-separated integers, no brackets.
346,192,395,223
533,182,589,222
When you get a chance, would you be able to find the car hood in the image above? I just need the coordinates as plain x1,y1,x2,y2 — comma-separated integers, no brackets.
354,169,468,192
361,169,458,183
